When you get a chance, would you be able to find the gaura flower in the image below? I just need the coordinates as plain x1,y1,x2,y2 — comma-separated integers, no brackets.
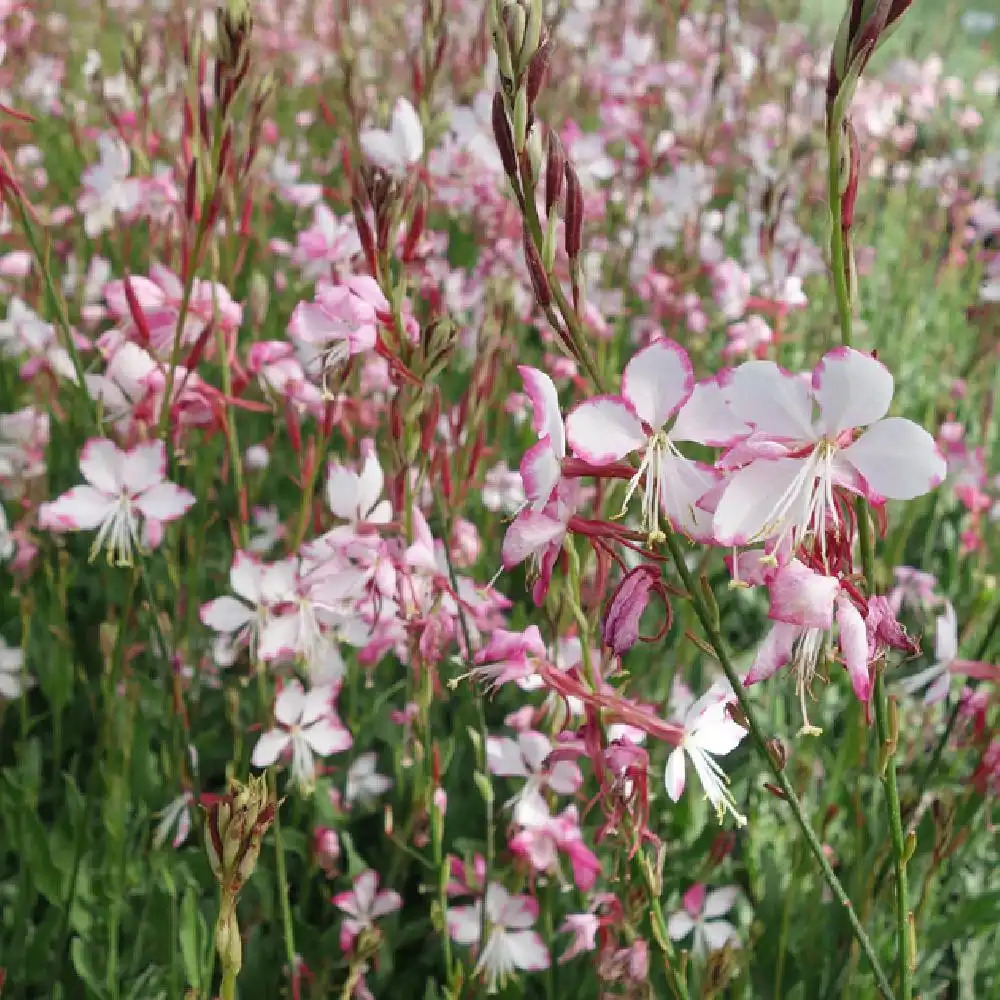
713,348,946,553
566,340,740,543
38,438,194,565
667,883,741,957
359,97,424,176
332,870,402,954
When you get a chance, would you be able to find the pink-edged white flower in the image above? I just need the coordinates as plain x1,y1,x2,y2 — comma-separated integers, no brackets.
517,366,566,509
509,805,602,891
471,626,548,691
252,680,352,791
665,682,747,826
0,636,31,699
332,870,402,954
78,133,142,237
746,559,869,730
359,97,423,175
557,912,600,964
447,883,550,993
153,790,194,849
38,438,194,566
667,883,741,957
898,602,996,704
487,730,582,824
566,340,735,543
713,348,946,552
326,450,391,526
345,752,392,809
199,552,297,662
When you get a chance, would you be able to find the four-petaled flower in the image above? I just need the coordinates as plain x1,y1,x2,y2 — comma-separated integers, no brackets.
38,438,194,566
667,883,741,957
332,869,402,954
252,681,352,791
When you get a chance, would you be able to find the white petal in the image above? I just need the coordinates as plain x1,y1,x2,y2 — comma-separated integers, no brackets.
659,455,719,542
501,510,565,568
302,717,352,756
744,622,799,686
666,911,695,941
664,747,686,801
812,347,894,435
729,361,815,440
391,96,424,164
326,465,360,520
200,596,253,633
712,458,811,546
840,418,946,500
565,396,646,465
701,919,739,951
133,483,194,522
447,903,482,944
671,376,749,446
506,930,550,972
39,486,116,531
122,440,166,494
299,684,335,727
703,887,740,919
621,339,693,428
356,453,384,519
274,682,306,725
767,560,839,629
934,603,958,664
230,551,264,603
79,438,123,493
252,729,290,767
487,736,529,778
519,365,565,459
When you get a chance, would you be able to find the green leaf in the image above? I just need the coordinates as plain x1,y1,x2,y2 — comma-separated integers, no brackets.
70,937,109,999
179,887,207,992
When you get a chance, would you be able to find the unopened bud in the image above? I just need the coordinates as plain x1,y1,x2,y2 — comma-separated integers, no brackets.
215,906,242,975
545,130,565,214
504,3,528,72
542,213,557,273
512,88,528,153
766,738,787,771
525,38,551,109
522,224,551,308
491,92,518,178
473,771,494,806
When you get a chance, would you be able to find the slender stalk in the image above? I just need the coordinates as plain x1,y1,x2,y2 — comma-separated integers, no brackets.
827,94,911,998
661,530,896,1000
220,965,237,1000
269,779,299,976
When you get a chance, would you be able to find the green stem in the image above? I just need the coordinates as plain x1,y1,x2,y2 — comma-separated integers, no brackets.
220,965,237,1000
828,84,911,996
661,531,895,1000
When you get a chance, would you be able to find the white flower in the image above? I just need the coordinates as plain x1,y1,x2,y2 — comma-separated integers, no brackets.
448,883,550,994
345,753,392,809
78,133,142,237
38,438,194,566
667,884,741,957
359,97,423,175
252,681,352,791
665,683,747,826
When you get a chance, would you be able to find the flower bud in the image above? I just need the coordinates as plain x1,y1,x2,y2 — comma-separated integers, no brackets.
215,906,242,975
491,92,518,178
545,130,565,214
601,566,657,655
512,88,528,153
564,161,583,259
522,223,551,309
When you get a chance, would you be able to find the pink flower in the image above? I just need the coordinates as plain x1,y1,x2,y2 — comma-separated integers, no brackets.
447,883,550,992
713,348,946,551
471,627,547,691
517,365,566,510
566,340,736,542
38,438,193,565
745,559,870,727
557,913,600,963
510,805,602,890
252,680,352,791
487,730,582,824
667,884,741,957
665,683,747,825
332,870,402,954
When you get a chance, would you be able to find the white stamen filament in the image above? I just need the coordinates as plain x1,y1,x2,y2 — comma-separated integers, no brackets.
90,491,138,567
791,627,826,736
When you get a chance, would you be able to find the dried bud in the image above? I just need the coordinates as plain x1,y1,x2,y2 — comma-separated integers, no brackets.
491,92,518,178
564,161,583,259
351,197,378,277
766,738,787,771
545,130,565,214
522,223,551,308
202,774,279,896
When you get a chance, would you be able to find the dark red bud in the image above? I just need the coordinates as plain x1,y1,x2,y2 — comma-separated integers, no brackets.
564,161,583,259
545,130,565,215
492,92,518,178
522,223,551,308
525,38,551,110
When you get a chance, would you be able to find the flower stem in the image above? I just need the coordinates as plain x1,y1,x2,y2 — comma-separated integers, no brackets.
828,78,913,995
220,965,237,1000
661,531,895,1000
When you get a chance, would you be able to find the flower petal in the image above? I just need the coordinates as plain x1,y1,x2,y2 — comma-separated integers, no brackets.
840,418,946,500
122,440,166,495
519,365,565,460
744,622,799,686
666,911,695,941
200,596,253,633
487,736,529,777
520,437,561,509
703,887,740,919
712,457,811,546
501,510,565,568
79,437,124,493
767,560,839,629
671,374,749,446
812,347,894,435
837,596,871,702
303,717,352,756
728,361,815,440
38,486,116,531
274,681,306,725
659,455,719,542
133,482,195,522
565,396,646,465
252,729,290,767
621,339,693,428
664,747,686,801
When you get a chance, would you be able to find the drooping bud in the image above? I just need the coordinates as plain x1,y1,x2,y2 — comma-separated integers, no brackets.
601,566,659,656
